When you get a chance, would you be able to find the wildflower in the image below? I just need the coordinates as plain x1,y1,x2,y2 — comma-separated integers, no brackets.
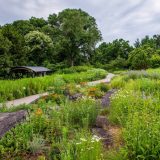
88,87,97,92
92,135,101,142
52,93,59,98
88,93,95,97
80,138,87,142
80,82,87,86
35,108,43,116
76,142,81,145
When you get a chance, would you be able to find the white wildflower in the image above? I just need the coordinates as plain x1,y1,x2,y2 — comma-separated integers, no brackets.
80,138,87,142
92,135,101,142
76,142,81,145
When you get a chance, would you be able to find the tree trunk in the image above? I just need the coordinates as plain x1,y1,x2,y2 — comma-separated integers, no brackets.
71,59,74,66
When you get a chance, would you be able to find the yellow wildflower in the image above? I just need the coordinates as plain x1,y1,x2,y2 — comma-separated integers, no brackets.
35,108,43,116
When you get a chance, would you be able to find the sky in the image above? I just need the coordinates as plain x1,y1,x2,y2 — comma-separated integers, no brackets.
0,0,160,44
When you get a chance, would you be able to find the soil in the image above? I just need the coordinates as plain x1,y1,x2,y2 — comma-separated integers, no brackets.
92,88,122,149
101,89,117,107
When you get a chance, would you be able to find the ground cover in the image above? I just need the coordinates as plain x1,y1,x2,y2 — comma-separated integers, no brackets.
0,73,111,160
107,69,160,159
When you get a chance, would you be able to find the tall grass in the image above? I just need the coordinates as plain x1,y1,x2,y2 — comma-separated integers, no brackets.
0,68,106,102
109,70,160,159
0,98,104,159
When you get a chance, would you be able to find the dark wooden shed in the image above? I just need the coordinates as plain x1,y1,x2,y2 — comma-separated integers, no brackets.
10,66,52,78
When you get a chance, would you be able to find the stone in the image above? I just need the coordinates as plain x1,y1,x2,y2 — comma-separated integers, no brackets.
101,89,117,107
92,127,112,147
96,115,108,128
0,110,27,138
69,93,83,101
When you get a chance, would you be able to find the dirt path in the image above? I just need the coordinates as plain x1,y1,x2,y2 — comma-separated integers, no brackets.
0,73,115,108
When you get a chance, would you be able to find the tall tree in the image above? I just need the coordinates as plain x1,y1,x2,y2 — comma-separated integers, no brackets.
1,25,27,67
29,17,47,29
12,20,35,35
128,45,154,69
0,31,12,76
54,9,102,66
94,39,133,64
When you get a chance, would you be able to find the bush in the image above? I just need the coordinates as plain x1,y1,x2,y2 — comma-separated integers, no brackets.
128,46,151,69
150,54,160,68
103,57,128,70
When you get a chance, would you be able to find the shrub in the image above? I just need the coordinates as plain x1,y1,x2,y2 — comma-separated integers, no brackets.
28,134,45,154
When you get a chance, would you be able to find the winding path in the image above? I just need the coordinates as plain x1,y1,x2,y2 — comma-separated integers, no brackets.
88,73,115,86
1,73,115,108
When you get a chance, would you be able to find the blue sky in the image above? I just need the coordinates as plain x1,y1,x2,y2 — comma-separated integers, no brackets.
1,0,160,43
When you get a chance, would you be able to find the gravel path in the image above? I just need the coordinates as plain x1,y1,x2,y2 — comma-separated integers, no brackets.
1,73,115,108
88,73,115,86
0,93,48,108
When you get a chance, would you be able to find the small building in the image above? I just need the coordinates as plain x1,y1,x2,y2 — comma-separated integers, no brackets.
10,66,52,78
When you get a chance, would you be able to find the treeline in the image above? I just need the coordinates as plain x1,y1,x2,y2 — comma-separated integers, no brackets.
0,8,160,77
94,36,160,70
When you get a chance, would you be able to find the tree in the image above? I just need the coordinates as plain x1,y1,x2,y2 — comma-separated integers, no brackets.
12,20,35,35
29,17,47,29
54,9,102,66
25,31,53,65
94,39,133,65
1,25,27,67
128,45,154,69
0,31,12,76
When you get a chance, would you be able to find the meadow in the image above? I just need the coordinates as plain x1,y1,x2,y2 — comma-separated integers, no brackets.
0,67,106,103
1,68,160,160
0,68,110,160
108,68,160,159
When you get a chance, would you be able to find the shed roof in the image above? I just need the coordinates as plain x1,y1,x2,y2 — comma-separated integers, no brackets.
11,66,51,73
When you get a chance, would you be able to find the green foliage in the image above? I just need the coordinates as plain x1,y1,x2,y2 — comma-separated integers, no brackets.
0,25,27,77
94,39,133,67
56,9,102,66
103,56,128,70
25,31,53,65
128,46,153,69
150,54,160,68
12,20,35,35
